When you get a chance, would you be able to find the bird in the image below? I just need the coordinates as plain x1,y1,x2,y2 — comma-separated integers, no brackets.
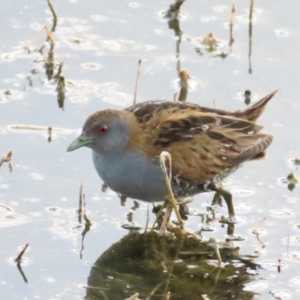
67,89,277,222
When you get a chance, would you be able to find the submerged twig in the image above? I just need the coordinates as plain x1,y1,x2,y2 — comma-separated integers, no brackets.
57,75,66,109
44,26,55,45
253,217,266,247
80,193,92,259
178,69,190,102
15,243,29,262
144,205,150,233
248,0,253,74
133,59,142,105
78,181,83,223
47,127,52,142
0,150,13,172
229,1,235,51
47,0,58,32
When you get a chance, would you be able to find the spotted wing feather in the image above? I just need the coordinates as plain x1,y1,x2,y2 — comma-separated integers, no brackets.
143,109,272,182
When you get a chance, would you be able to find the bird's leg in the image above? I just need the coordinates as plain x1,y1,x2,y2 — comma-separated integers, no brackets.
216,187,235,222
209,184,235,223
158,203,173,236
177,198,193,221
211,192,223,207
151,202,166,231
179,203,189,220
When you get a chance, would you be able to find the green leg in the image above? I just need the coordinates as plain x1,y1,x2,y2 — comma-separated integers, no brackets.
213,187,235,222
211,192,223,207
210,184,235,223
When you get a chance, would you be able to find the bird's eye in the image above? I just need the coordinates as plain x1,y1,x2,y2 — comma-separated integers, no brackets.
98,125,108,134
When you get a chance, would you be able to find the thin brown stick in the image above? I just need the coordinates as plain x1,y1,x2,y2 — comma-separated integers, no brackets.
47,127,52,142
47,0,58,31
44,26,55,45
144,205,150,233
248,0,253,74
15,243,29,261
133,59,142,105
229,1,235,51
83,194,92,226
78,181,83,223
17,262,28,283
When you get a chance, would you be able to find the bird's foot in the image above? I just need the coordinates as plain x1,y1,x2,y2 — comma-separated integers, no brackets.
219,214,236,224
157,227,175,237
176,197,194,205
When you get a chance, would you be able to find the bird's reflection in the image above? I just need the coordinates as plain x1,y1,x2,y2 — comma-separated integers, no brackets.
84,231,258,300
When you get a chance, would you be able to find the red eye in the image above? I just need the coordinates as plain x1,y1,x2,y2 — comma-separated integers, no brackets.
98,125,108,134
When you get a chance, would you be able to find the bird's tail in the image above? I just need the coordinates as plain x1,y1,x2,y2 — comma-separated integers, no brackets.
233,89,279,122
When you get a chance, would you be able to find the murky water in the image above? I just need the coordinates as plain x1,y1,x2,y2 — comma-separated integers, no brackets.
1,0,300,299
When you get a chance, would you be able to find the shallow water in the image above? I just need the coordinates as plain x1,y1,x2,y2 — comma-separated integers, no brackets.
1,0,300,299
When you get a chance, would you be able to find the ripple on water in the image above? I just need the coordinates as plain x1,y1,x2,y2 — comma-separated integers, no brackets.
285,196,299,204
98,39,158,53
259,260,288,271
62,37,97,51
233,203,252,213
69,95,89,104
171,77,199,92
235,14,259,25
290,276,300,287
282,235,300,246
81,62,102,71
293,223,300,231
8,256,30,266
226,186,255,197
199,16,217,23
270,208,295,219
283,251,300,264
156,10,187,22
90,15,110,22
96,90,134,107
287,158,300,170
0,89,24,104
233,91,258,102
243,280,268,292
221,22,240,30
212,5,229,13
1,53,16,62
251,227,267,236
277,177,296,188
274,29,290,37
129,2,140,8
271,290,292,300
199,224,215,232
0,205,27,227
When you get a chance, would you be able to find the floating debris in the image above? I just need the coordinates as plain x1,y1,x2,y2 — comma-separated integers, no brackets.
287,172,298,191
244,89,252,105
0,150,13,172
202,32,219,51
120,221,141,230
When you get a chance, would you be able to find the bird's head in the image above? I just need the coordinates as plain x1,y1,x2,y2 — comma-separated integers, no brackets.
67,110,135,154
